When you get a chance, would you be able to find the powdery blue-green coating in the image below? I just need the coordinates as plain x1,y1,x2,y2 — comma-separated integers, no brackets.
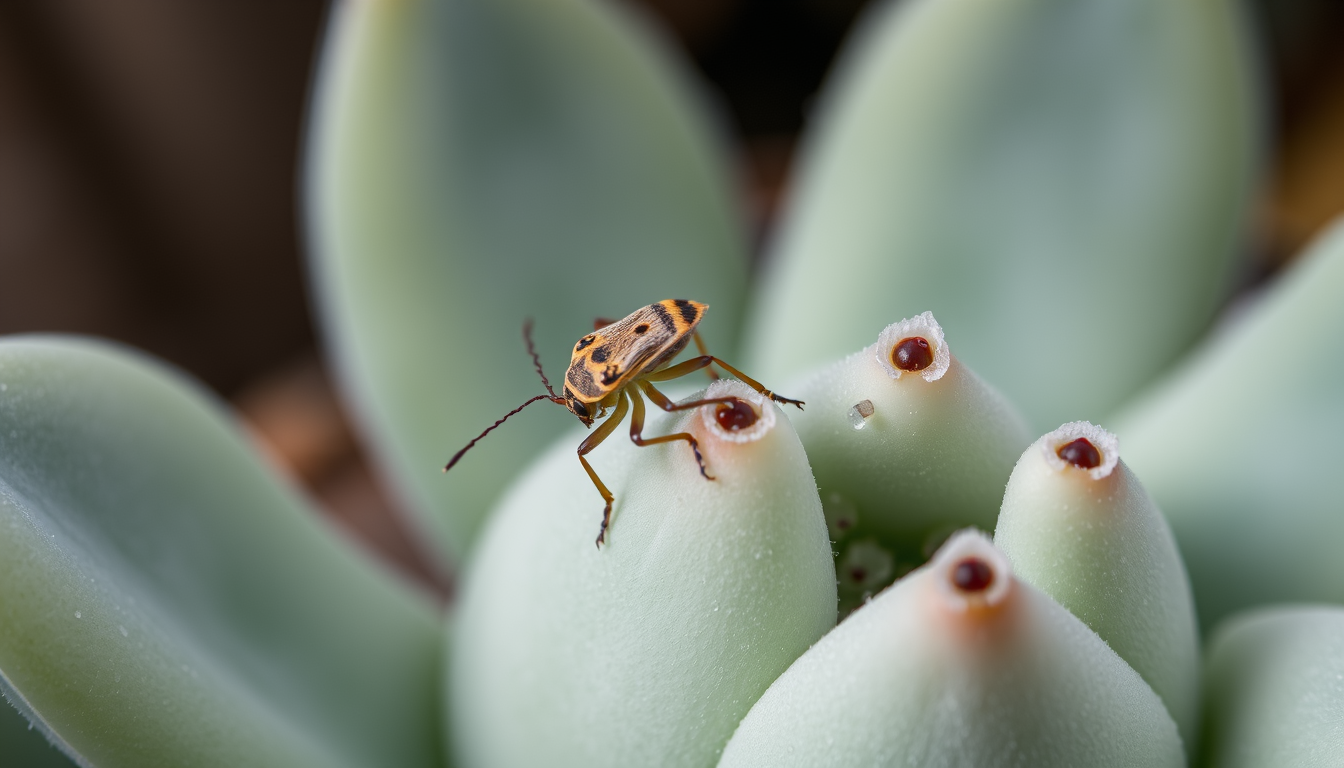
1201,605,1344,767
1115,216,1344,630
306,0,748,564
718,550,1183,767
450,386,836,768
786,347,1031,548
744,0,1257,432
994,437,1200,746
0,337,444,768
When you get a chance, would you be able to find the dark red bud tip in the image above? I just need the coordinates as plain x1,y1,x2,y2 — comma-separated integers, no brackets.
891,337,934,371
951,558,994,593
1057,438,1102,469
715,400,758,431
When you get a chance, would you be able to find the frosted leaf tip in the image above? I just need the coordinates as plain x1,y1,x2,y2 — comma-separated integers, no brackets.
700,379,775,443
876,311,950,382
931,529,1012,612
1039,421,1119,479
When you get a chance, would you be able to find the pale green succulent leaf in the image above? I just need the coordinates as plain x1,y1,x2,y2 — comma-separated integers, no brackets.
719,531,1184,767
450,382,836,768
0,337,443,768
1115,216,1344,629
785,314,1032,572
1201,605,1344,767
306,0,749,565
745,0,1258,431
994,423,1200,746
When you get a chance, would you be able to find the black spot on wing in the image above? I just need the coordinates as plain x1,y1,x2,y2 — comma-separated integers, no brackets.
575,335,595,352
634,324,649,334
591,346,610,363
650,302,676,333
600,365,620,385
674,299,698,325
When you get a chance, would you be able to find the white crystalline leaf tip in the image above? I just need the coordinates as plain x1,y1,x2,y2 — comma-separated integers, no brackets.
700,379,775,444
1039,421,1120,480
875,311,950,382
931,529,1012,612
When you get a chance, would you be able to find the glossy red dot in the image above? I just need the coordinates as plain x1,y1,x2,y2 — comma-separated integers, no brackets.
951,558,994,592
715,400,758,431
891,337,933,371
1057,438,1102,469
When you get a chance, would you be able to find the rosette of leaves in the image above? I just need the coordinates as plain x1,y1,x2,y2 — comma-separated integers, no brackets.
5,0,1344,766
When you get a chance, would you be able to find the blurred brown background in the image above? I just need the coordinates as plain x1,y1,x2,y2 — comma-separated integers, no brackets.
2,0,1342,593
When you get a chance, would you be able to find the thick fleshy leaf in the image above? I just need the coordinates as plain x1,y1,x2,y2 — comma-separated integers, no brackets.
719,531,1184,767
994,422,1200,745
1114,217,1344,629
744,0,1258,431
784,313,1031,580
1201,606,1344,767
450,381,836,768
0,337,443,768
306,0,748,564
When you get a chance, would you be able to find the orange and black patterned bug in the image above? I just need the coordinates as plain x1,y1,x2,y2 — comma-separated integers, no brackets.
443,299,804,548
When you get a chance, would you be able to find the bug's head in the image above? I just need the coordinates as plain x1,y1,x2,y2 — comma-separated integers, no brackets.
564,387,595,428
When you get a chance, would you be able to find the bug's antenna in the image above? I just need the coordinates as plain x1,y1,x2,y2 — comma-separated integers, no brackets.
443,393,565,473
523,319,558,398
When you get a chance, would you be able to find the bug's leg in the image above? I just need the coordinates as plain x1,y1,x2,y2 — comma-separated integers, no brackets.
690,331,719,380
650,355,805,409
638,379,741,414
593,317,617,331
643,355,716,383
626,385,719,482
580,391,629,548
642,355,804,409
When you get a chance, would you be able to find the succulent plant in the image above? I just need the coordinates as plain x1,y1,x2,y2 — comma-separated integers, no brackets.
4,0,1343,766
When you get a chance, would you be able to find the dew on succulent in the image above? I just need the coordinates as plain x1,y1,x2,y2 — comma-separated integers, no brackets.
845,399,875,430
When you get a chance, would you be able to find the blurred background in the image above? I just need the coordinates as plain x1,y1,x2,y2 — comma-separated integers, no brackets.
1,0,1342,593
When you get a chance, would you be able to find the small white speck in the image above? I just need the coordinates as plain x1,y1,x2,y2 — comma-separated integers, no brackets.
74,611,81,619
119,625,128,637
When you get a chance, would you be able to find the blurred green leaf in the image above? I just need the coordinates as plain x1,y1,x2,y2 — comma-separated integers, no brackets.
745,0,1259,431
1115,217,1344,629
0,337,443,768
1201,605,1344,767
306,0,748,564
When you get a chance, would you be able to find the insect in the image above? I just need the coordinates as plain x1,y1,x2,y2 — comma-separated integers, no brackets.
443,299,804,548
